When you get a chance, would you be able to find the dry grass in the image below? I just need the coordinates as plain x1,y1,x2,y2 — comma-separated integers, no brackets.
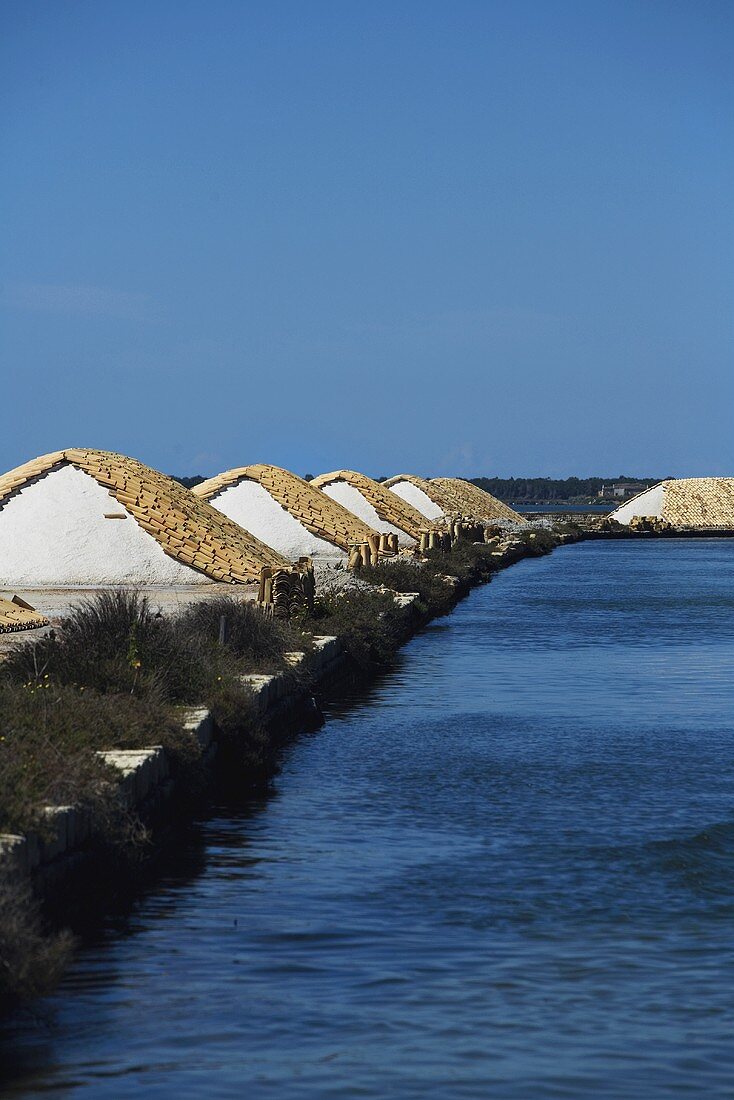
177,596,308,672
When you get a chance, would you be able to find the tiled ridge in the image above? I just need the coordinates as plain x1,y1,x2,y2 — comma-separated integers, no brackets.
193,464,378,551
311,470,429,540
0,449,290,584
431,477,523,523
383,474,457,513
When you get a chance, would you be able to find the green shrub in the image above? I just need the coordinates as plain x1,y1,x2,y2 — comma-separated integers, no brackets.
514,528,559,554
0,681,196,836
3,592,309,703
2,590,211,703
206,675,272,776
308,588,406,669
359,559,455,613
425,541,499,583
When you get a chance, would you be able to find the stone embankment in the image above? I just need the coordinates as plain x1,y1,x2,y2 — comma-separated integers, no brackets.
0,633,349,898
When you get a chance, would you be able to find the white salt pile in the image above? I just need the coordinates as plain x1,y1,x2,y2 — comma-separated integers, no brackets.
0,449,288,587
193,465,379,561
201,479,346,560
609,478,734,528
609,483,665,524
383,475,446,521
0,464,205,586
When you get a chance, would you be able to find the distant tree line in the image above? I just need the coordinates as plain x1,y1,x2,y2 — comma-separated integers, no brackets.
171,475,206,489
170,472,660,505
470,476,662,504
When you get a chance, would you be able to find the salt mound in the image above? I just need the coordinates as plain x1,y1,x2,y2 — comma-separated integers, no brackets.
311,470,428,546
431,478,524,523
610,478,734,528
194,464,378,560
383,475,449,521
0,449,289,586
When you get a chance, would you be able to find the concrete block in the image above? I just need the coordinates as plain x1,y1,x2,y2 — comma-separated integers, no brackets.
182,707,214,750
98,747,167,808
0,833,29,875
241,673,280,714
308,635,344,679
40,805,75,861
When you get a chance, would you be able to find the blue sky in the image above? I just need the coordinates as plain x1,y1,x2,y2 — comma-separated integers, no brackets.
2,1,732,479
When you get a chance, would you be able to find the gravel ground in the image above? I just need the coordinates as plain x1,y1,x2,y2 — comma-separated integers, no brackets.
313,560,375,595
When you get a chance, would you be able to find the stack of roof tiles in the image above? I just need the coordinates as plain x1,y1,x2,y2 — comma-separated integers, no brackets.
193,464,377,551
311,470,430,541
0,596,49,634
0,449,290,584
430,478,523,523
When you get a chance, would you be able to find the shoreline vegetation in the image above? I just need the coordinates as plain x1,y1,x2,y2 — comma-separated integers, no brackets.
0,525,579,1014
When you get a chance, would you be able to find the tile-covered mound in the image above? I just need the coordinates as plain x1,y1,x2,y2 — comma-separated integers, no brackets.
383,474,455,520
193,464,378,556
0,449,289,584
311,470,429,542
610,478,734,528
430,478,524,523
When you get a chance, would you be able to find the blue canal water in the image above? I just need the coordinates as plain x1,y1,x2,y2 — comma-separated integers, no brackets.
5,539,734,1098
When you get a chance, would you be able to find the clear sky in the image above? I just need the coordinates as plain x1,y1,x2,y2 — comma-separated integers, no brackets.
2,1,732,480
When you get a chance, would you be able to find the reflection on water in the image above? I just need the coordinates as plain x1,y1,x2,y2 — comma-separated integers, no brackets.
5,540,734,1097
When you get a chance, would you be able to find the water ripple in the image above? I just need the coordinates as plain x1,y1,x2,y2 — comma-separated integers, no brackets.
5,539,734,1097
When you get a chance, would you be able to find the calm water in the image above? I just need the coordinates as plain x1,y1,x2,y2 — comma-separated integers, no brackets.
5,539,734,1098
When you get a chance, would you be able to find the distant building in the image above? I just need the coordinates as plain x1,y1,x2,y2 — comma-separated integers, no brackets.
598,482,649,500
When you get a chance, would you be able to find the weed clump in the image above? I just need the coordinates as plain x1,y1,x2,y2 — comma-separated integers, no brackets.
0,681,195,837
206,676,273,777
425,541,499,584
177,596,307,672
2,590,209,703
3,591,305,702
